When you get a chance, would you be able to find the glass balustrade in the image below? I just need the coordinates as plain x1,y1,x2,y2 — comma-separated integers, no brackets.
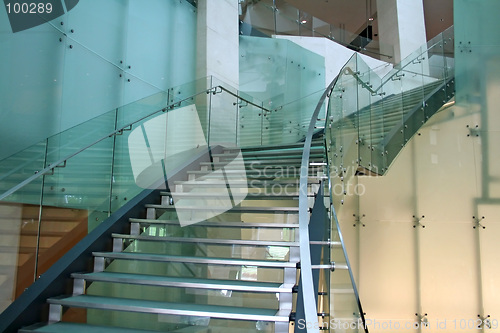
239,0,394,62
327,27,454,185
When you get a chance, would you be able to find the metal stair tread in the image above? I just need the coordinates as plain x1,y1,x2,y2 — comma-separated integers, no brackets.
47,294,291,322
228,141,324,152
215,154,325,161
112,233,299,247
199,159,325,166
18,322,160,333
129,218,300,228
145,204,299,212
92,251,297,267
161,191,301,199
71,271,293,292
172,179,319,185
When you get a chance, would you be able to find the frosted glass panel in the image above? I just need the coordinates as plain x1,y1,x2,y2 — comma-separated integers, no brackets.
0,0,197,161
239,35,325,145
0,10,64,160
359,221,417,325
419,222,480,325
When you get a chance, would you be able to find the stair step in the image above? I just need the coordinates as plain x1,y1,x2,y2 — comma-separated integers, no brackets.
187,170,321,176
214,155,325,162
161,191,302,199
129,218,300,229
19,322,160,333
145,204,300,213
47,295,291,322
112,234,299,247
229,141,324,152
173,179,320,186
92,252,297,268
71,272,293,293
186,173,323,181
236,146,324,155
200,159,325,167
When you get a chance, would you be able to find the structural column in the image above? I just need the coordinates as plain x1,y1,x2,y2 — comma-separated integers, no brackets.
196,0,239,88
196,0,240,146
377,0,427,64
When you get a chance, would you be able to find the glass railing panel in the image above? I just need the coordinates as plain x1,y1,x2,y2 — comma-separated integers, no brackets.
41,133,115,232
423,37,448,123
339,65,360,186
240,0,275,37
240,0,395,62
113,77,210,209
327,89,343,211
312,17,331,39
109,121,141,213
327,55,357,209
400,73,425,146
239,36,287,108
43,110,118,170
0,141,47,205
298,90,326,140
237,91,265,147
298,11,313,37
116,77,208,130
275,1,299,36
264,89,324,146
378,72,404,171
442,27,454,78
210,78,239,146
240,35,324,146
117,92,209,202
0,183,43,312
355,57,376,173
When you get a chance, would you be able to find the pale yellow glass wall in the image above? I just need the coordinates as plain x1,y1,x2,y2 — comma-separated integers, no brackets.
333,1,500,332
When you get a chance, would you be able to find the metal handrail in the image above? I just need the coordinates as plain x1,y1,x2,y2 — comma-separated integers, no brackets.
0,84,267,201
298,73,339,333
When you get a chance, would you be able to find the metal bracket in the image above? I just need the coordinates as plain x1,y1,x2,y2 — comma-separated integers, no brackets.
413,215,425,228
391,72,405,81
44,160,67,176
473,216,486,229
458,41,472,53
478,314,492,329
233,100,248,108
353,214,366,227
208,86,222,95
467,124,480,137
416,313,429,327
412,56,426,64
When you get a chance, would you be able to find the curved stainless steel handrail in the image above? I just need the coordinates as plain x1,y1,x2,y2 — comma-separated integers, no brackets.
298,74,339,332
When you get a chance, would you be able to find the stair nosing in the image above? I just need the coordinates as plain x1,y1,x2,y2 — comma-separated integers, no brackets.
47,295,291,322
144,204,299,212
92,252,297,268
112,234,299,247
129,218,300,228
71,272,293,293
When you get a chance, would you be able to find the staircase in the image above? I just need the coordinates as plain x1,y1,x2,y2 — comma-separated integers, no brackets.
16,140,330,332
0,25,455,333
